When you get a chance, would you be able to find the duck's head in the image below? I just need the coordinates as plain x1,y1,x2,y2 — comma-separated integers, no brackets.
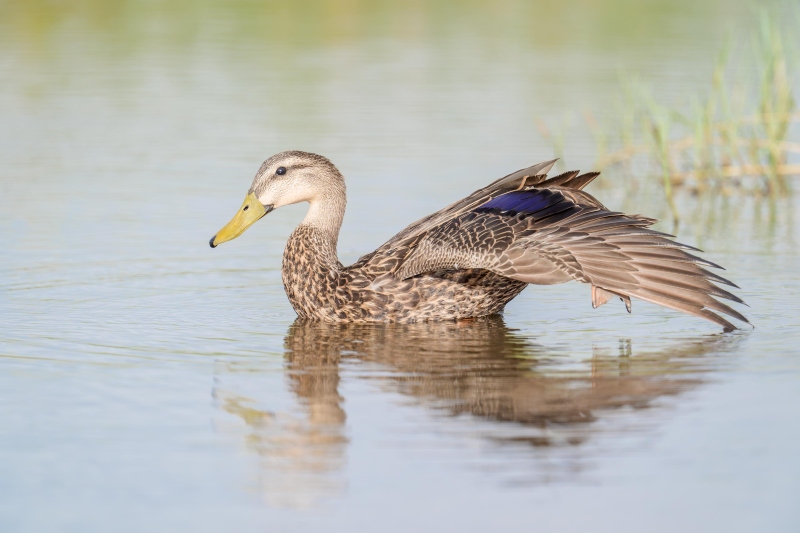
209,151,345,248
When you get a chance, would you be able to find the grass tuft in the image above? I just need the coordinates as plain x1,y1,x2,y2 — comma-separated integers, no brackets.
546,9,798,224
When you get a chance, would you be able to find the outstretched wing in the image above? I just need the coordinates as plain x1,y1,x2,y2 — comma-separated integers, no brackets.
354,159,568,266
393,185,747,331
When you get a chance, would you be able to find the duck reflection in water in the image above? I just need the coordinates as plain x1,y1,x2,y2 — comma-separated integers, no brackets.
214,316,740,505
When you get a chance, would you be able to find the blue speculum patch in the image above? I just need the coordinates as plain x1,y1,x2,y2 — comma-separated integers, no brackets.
477,189,560,214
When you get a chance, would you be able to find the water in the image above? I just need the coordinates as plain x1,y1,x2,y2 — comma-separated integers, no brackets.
1,1,799,531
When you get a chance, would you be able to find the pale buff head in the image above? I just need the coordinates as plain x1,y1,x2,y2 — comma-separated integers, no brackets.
250,151,346,210
210,151,347,248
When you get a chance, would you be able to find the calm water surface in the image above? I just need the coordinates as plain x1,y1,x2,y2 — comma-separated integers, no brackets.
1,1,799,531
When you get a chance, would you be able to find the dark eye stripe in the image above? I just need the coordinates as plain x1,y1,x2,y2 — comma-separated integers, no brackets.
276,166,287,175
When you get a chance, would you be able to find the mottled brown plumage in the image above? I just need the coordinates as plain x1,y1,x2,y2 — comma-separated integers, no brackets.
210,151,748,330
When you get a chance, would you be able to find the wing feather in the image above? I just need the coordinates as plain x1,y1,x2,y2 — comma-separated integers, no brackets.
391,186,747,330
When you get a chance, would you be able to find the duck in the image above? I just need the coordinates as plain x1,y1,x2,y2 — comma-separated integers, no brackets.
209,151,748,331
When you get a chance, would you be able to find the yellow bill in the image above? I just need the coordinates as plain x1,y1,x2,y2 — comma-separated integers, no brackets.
209,192,271,248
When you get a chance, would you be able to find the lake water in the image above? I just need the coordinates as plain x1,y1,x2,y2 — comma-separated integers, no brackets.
1,1,799,531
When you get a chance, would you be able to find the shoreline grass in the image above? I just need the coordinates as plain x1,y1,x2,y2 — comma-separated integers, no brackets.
543,10,798,224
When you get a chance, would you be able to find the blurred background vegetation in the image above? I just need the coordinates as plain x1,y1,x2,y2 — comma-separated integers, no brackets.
539,9,798,224
1,0,797,231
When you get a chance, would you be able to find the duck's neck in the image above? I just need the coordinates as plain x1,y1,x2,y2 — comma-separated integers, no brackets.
301,191,346,260
281,192,346,319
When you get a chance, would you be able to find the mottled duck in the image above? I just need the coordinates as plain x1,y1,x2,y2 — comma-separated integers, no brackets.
210,151,748,330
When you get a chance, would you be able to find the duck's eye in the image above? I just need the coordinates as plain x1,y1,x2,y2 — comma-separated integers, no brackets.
276,167,287,176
